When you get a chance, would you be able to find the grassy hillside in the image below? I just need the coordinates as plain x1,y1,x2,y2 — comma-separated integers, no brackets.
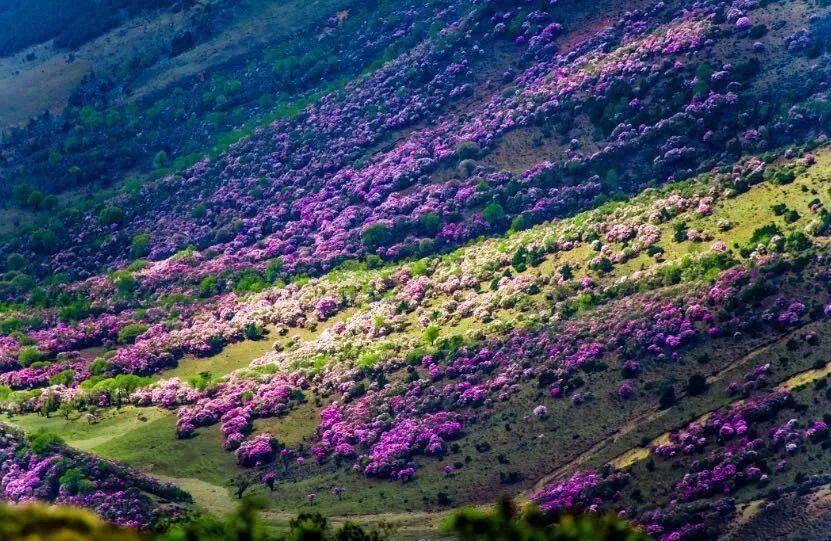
2,0,831,539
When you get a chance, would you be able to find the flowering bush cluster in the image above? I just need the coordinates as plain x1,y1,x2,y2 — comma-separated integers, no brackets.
529,383,831,541
0,140,824,497
11,0,827,298
236,434,279,467
1,0,826,409
314,405,464,479
654,390,794,459
303,244,823,479
532,470,630,516
0,426,188,528
170,372,303,458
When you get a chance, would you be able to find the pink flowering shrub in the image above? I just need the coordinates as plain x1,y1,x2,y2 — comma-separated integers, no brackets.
532,470,629,516
315,297,340,321
236,434,278,467
0,426,188,528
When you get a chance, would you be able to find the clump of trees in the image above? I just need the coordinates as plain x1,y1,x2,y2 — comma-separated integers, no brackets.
11,184,58,211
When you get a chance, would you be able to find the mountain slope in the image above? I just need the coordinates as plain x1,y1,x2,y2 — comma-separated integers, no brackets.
2,0,831,539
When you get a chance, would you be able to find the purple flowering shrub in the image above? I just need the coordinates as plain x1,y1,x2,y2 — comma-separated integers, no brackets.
236,434,279,467
315,405,464,479
300,248,823,480
0,426,188,528
528,383,831,541
6,0,827,299
532,470,630,516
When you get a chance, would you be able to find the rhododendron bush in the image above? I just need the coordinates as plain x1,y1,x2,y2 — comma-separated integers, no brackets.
0,427,188,528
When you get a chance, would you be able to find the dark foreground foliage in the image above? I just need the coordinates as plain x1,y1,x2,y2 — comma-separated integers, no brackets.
0,497,650,541
444,497,650,541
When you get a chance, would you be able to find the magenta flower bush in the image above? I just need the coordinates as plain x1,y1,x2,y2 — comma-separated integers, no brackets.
529,384,831,541
532,470,630,516
0,426,188,528
236,434,279,467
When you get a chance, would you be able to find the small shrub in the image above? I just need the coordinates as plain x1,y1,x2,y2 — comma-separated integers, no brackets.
130,233,151,258
127,259,149,272
151,150,169,169
48,370,75,387
18,346,45,367
31,229,59,254
233,270,266,294
419,212,441,234
771,169,796,185
190,203,207,218
423,324,440,345
59,468,94,496
482,203,505,225
59,299,91,322
510,214,532,232
673,221,688,243
686,374,708,396
361,223,391,248
410,260,430,276
198,275,220,297
658,386,676,409
784,209,800,224
98,205,125,225
5,253,26,271
28,431,64,453
750,223,781,245
89,358,110,376
118,324,149,345
455,140,481,159
265,259,284,282
111,270,136,296
357,352,381,370
188,372,215,391
244,323,265,340
512,246,528,272
590,256,614,274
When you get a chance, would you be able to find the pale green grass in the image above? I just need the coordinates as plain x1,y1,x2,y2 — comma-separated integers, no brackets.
159,335,277,381
92,414,240,486
253,398,323,448
2,406,167,451
0,6,194,128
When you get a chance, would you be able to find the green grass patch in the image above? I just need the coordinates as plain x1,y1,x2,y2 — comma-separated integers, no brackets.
92,414,240,486
2,406,167,452
158,335,277,381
